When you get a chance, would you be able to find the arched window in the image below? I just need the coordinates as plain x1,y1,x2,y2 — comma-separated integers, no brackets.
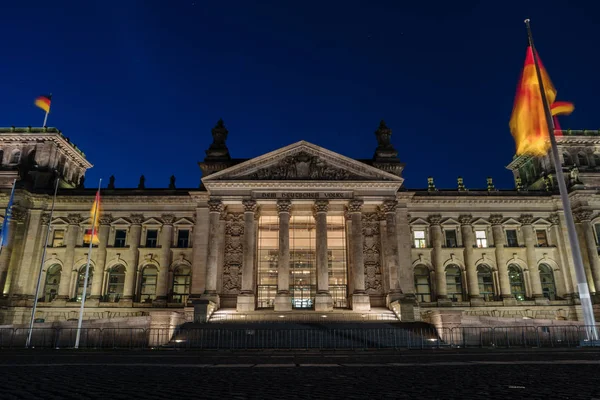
445,265,463,302
578,153,588,166
171,265,191,304
413,265,432,302
0,149,4,165
539,263,557,300
594,154,600,167
27,149,36,166
140,265,158,302
477,264,495,301
43,264,61,302
562,152,572,166
76,266,93,301
10,150,21,164
508,264,526,301
105,265,125,302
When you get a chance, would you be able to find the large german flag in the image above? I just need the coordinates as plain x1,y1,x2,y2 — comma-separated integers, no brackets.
34,95,52,113
509,47,574,156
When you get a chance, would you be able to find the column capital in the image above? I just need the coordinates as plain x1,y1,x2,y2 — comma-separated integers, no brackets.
242,199,257,213
219,207,228,221
518,213,534,225
99,214,114,225
313,199,329,214
208,199,224,213
458,214,473,226
379,199,398,214
574,209,593,223
67,213,83,225
161,213,176,225
254,206,261,221
12,206,27,223
548,213,560,226
130,213,144,225
346,199,364,214
41,212,51,225
276,199,292,214
489,214,504,225
427,214,442,225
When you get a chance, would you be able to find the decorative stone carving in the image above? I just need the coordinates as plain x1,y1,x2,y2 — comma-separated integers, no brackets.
427,176,437,192
239,151,362,181
458,214,473,225
362,212,383,294
346,199,364,214
487,177,495,191
548,213,560,225
222,212,244,294
99,214,113,225
207,199,224,213
489,214,504,225
313,200,329,214
41,213,51,225
254,206,261,221
574,209,593,223
169,175,176,189
518,214,534,225
379,200,397,214
276,200,292,213
67,213,83,225
373,120,399,160
108,175,116,189
138,175,145,190
427,214,442,225
205,119,231,160
515,176,523,191
242,199,257,213
130,214,144,225
161,214,176,225
457,177,466,191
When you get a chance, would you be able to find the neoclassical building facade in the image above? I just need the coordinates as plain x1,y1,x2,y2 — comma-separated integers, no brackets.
0,122,599,324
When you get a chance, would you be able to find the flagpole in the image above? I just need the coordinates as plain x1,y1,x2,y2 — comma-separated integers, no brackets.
74,178,101,349
42,111,48,128
25,176,59,348
525,19,598,340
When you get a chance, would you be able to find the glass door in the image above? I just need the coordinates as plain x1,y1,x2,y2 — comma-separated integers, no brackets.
290,216,316,309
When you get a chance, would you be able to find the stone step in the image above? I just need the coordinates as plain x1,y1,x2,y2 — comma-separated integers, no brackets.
208,307,399,323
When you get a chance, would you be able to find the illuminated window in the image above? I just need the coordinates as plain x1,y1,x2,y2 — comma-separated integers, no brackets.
475,230,488,248
445,265,463,302
52,230,65,247
445,229,457,247
105,265,125,302
506,229,518,247
76,266,93,301
413,229,426,248
536,230,548,247
414,265,431,302
140,266,158,302
539,263,556,300
508,264,525,301
171,265,190,304
289,216,316,309
327,216,347,308
257,216,278,309
477,265,494,301
43,264,61,302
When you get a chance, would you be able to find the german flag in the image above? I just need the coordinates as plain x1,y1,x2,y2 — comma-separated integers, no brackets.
509,47,574,156
83,190,101,245
34,95,52,113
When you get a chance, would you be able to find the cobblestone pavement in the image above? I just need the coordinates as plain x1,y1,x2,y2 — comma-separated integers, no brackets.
1,349,599,399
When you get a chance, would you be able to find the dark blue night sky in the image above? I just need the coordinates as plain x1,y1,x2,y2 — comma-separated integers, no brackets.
2,0,598,189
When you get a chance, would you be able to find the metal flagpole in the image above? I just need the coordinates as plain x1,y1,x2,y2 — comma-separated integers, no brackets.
74,178,101,349
42,111,48,128
26,176,59,348
525,19,598,340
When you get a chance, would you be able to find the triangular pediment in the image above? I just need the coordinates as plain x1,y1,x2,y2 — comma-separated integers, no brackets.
142,217,162,226
174,217,194,226
51,217,69,225
410,217,430,226
441,218,460,226
111,217,131,226
503,217,521,226
472,217,491,226
203,141,402,183
533,218,552,227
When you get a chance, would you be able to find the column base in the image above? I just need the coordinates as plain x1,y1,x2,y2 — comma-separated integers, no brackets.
351,293,371,311
200,293,220,309
469,296,485,306
236,294,255,312
437,296,453,307
274,293,292,311
502,296,518,306
533,295,550,305
314,293,333,312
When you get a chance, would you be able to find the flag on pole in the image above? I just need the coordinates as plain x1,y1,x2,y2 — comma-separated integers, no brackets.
509,46,574,156
0,180,16,250
83,190,100,245
34,95,52,114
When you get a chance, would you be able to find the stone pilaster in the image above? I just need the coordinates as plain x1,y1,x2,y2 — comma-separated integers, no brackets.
155,213,175,305
347,200,370,311
237,199,257,312
396,206,414,296
459,214,481,303
549,213,575,297
489,214,512,303
428,214,448,303
314,199,333,311
190,205,209,300
275,200,292,311
15,209,44,298
520,214,545,303
91,214,112,299
574,209,600,294
3,207,27,298
380,200,402,305
123,214,143,302
203,200,223,307
59,213,81,299
0,217,17,294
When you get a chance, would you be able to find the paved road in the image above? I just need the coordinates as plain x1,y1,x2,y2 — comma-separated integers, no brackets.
1,349,599,399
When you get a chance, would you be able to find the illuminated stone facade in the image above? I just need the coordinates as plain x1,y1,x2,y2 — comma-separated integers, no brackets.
0,123,600,325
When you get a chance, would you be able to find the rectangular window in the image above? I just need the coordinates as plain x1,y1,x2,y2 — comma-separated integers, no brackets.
52,230,65,247
445,229,457,247
413,230,426,248
475,230,488,248
506,229,519,247
177,229,190,248
145,229,158,248
536,230,548,247
114,229,127,247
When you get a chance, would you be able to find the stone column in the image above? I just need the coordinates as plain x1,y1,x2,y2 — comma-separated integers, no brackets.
124,214,143,302
155,213,175,305
396,206,415,296
190,205,210,300
202,201,223,306
549,213,575,296
489,214,512,302
3,207,27,297
59,213,82,299
91,214,112,299
575,210,600,294
520,214,545,302
428,215,447,302
459,214,481,302
380,200,402,304
314,199,333,311
16,209,44,298
348,199,370,311
275,200,292,311
237,199,257,312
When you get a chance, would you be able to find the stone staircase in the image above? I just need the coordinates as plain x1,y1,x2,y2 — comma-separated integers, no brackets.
207,307,399,323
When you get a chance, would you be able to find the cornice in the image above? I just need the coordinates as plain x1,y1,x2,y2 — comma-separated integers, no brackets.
50,195,197,205
408,197,556,205
0,132,92,168
205,181,402,189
